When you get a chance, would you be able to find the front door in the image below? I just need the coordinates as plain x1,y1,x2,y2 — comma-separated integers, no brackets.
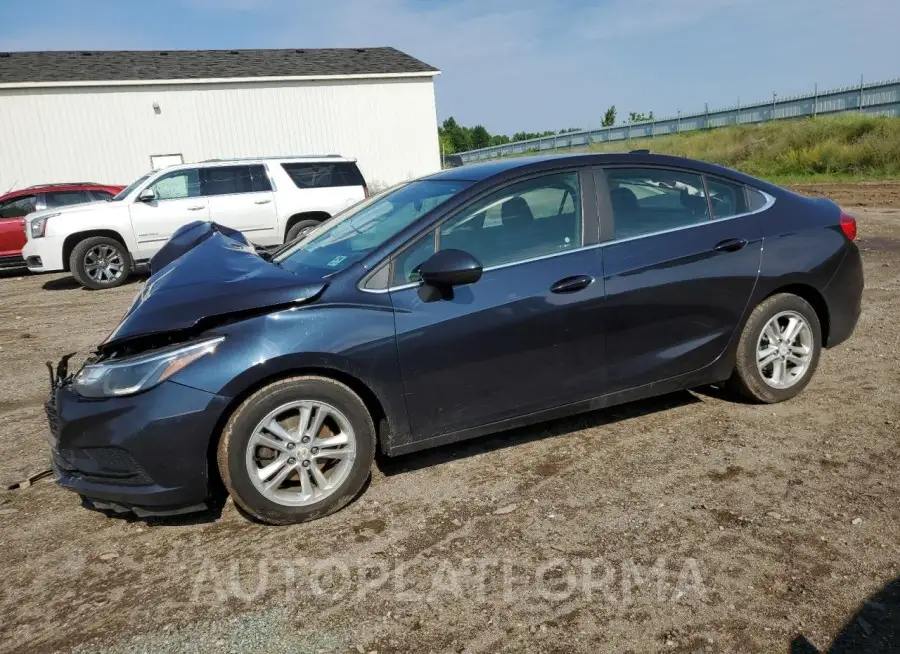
128,168,209,259
390,170,607,442
201,164,279,246
0,194,35,260
599,166,764,393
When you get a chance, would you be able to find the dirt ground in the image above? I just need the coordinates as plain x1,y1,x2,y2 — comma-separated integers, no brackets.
0,184,897,654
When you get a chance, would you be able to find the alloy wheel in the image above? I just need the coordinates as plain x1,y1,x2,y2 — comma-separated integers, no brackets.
756,310,814,389
84,244,125,284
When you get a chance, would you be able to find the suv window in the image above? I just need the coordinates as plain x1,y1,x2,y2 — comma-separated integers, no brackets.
281,162,365,189
0,195,36,219
391,173,582,285
706,177,748,218
201,165,270,196
44,190,92,208
151,169,201,200
606,168,709,239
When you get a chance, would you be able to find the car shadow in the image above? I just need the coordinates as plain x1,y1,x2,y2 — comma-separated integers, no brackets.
375,390,702,477
42,275,143,291
0,267,29,279
791,576,900,653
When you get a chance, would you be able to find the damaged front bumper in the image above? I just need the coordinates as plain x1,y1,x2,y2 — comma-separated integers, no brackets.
45,363,230,516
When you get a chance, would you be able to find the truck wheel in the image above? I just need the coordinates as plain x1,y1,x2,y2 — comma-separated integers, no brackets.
217,376,376,525
286,219,321,242
70,236,133,290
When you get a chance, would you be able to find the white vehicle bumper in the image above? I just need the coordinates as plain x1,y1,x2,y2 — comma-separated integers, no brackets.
22,236,65,272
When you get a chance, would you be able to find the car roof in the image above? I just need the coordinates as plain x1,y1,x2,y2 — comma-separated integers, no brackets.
0,182,121,201
424,152,773,189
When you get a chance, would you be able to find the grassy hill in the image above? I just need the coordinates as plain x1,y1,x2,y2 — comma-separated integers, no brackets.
585,114,900,184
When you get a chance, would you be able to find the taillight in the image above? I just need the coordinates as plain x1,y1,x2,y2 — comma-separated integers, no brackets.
839,212,857,241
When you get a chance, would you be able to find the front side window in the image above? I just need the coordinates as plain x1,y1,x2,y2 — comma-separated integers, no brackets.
151,169,201,200
0,195,36,219
275,179,469,277
113,173,153,201
438,172,582,269
44,190,91,208
707,177,748,218
606,167,709,239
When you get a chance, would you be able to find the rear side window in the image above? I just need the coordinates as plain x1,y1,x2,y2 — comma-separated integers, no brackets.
746,188,769,212
706,177,748,218
249,165,272,192
201,165,256,196
0,195,36,218
44,190,92,208
606,167,709,239
281,162,365,189
89,189,114,201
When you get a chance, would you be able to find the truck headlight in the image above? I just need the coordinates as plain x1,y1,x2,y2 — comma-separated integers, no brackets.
30,213,59,238
72,337,224,398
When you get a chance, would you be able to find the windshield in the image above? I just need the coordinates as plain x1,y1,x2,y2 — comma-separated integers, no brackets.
111,172,153,201
275,179,470,276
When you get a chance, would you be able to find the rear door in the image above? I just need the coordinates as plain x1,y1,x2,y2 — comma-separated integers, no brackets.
128,168,209,259
203,164,279,246
389,170,606,442
599,166,763,393
0,194,36,258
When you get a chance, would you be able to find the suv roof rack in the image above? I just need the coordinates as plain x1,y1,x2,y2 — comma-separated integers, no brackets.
200,154,348,163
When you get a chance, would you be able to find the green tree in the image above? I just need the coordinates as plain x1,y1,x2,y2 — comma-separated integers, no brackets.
602,105,617,127
441,117,473,153
471,125,491,149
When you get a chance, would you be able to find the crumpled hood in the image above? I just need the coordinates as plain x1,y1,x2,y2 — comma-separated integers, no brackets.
103,222,326,347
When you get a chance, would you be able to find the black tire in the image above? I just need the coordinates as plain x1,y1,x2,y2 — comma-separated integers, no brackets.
217,376,375,525
285,219,321,242
69,236,132,290
726,293,823,403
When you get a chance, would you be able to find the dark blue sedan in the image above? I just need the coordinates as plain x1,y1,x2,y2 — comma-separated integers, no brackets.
45,153,863,524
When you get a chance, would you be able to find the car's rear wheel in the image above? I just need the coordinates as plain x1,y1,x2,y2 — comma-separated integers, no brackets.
217,376,375,524
70,236,132,290
727,293,822,403
285,219,320,242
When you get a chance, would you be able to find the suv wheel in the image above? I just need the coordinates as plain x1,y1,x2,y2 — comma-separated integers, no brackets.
726,293,822,403
286,219,320,242
217,376,375,524
70,236,133,290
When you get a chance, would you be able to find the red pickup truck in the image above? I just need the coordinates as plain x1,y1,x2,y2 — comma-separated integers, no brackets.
0,182,124,269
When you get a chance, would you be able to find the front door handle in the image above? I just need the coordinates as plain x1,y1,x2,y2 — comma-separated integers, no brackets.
254,199,272,205
714,238,748,253
550,274,594,294
187,205,205,211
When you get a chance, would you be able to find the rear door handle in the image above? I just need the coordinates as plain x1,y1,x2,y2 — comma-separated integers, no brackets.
254,199,272,205
187,205,205,211
550,275,594,294
714,238,748,253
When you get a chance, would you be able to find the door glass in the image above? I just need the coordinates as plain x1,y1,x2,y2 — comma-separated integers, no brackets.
201,165,256,196
438,172,582,269
606,168,709,239
151,169,201,200
0,195,37,218
392,232,436,285
90,190,114,201
44,190,92,208
249,165,273,192
706,177,748,218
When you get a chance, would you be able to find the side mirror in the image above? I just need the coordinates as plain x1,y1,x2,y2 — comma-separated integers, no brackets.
137,187,157,203
419,249,482,287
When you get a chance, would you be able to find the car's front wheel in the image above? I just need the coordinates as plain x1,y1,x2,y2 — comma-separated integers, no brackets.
285,219,321,242
727,293,823,403
217,376,375,524
69,236,133,290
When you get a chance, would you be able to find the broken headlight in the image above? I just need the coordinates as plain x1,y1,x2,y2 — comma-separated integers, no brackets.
72,337,224,398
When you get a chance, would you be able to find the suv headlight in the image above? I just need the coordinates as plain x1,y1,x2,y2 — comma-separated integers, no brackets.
30,212,59,238
73,336,224,398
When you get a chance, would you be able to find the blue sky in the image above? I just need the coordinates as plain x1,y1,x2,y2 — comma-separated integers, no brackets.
1,0,897,134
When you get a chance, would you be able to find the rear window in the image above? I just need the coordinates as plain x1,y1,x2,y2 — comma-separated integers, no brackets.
281,162,366,189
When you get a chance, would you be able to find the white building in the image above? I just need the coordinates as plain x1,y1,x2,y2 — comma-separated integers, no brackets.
0,47,441,191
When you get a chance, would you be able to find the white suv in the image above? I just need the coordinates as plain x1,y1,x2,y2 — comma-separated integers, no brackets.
22,156,368,289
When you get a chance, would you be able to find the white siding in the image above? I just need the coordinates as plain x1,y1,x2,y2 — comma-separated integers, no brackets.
0,76,440,191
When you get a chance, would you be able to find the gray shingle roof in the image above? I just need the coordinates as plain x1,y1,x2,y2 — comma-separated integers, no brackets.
0,47,439,85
